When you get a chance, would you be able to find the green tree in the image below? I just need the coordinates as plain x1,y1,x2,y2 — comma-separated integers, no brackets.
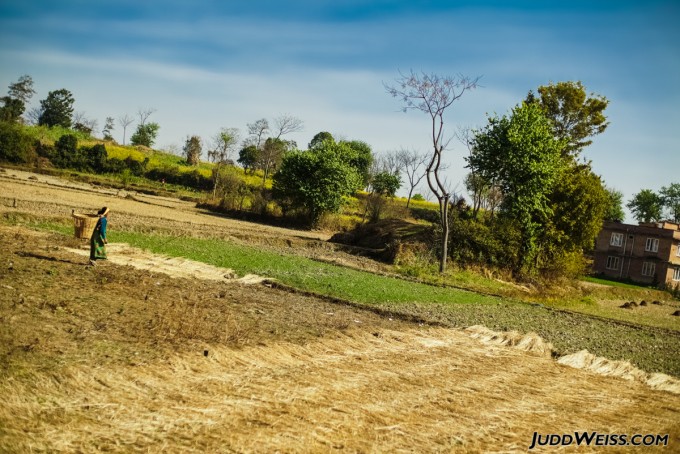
8,75,36,104
526,81,609,158
273,140,362,226
130,122,160,147
541,165,608,274
385,70,480,273
0,75,35,123
627,189,663,223
38,89,75,128
308,131,334,150
183,135,202,166
258,137,288,185
659,183,680,223
371,172,401,197
238,145,259,173
340,140,374,188
0,97,24,123
468,102,565,274
102,117,115,141
603,186,625,221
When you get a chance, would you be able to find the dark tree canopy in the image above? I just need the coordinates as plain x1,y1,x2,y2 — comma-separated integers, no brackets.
38,89,75,128
238,145,259,173
308,131,334,150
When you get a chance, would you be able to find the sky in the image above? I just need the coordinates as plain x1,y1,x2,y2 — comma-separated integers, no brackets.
1,0,679,221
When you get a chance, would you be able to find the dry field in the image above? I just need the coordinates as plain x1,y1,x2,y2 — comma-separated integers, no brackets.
1,168,680,452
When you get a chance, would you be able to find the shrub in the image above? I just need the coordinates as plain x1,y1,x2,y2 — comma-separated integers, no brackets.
0,121,35,164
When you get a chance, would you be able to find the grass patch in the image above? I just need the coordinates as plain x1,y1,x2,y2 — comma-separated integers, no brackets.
112,231,503,308
581,275,655,290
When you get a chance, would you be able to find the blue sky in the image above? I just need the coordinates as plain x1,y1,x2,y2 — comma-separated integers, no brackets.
1,1,678,220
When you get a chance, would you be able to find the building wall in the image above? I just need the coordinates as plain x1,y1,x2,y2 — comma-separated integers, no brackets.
593,221,680,287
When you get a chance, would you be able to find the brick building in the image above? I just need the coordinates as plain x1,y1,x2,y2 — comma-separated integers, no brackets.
592,221,680,288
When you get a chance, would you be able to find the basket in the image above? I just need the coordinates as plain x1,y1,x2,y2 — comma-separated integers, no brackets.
72,211,99,239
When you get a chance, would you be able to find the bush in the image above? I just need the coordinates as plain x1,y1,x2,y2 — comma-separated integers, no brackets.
0,121,35,164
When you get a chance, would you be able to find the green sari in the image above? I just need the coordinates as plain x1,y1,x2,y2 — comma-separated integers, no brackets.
89,216,107,261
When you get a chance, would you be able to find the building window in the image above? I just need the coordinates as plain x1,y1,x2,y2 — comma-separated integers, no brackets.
645,238,659,253
641,262,656,277
606,256,620,270
676,244,680,257
610,232,623,247
674,268,680,281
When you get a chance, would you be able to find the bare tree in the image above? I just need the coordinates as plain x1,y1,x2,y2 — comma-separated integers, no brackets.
396,148,430,208
25,106,42,125
386,70,480,272
245,118,270,148
118,114,134,145
137,107,156,126
273,114,304,139
373,150,402,176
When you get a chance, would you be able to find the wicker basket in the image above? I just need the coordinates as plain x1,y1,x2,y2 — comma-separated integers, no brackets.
72,211,99,239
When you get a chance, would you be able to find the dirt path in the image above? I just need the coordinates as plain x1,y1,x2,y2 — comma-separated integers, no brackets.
1,168,680,452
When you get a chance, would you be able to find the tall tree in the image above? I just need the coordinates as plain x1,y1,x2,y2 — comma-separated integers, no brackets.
8,75,36,104
102,117,115,141
385,70,480,272
118,114,134,145
208,127,241,196
38,89,75,128
659,183,680,223
627,189,663,223
246,118,270,148
526,81,608,158
468,102,565,274
396,148,429,208
1,75,36,123
257,137,288,185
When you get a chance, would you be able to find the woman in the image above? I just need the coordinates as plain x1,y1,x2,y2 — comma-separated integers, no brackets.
89,206,109,266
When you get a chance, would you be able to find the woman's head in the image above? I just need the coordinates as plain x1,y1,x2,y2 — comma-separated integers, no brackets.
98,207,109,217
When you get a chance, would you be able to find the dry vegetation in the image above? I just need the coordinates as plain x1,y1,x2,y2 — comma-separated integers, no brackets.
1,168,680,452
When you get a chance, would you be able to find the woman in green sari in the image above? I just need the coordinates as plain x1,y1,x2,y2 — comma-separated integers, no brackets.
89,206,109,266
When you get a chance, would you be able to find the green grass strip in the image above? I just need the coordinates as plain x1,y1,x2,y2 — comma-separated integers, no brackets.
112,231,505,308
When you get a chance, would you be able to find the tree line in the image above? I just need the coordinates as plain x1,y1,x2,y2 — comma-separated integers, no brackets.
3,73,676,281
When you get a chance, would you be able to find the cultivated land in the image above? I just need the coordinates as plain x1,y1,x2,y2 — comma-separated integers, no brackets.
1,167,679,452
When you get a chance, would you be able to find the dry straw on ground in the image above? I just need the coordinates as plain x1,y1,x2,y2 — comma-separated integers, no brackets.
3,327,680,452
